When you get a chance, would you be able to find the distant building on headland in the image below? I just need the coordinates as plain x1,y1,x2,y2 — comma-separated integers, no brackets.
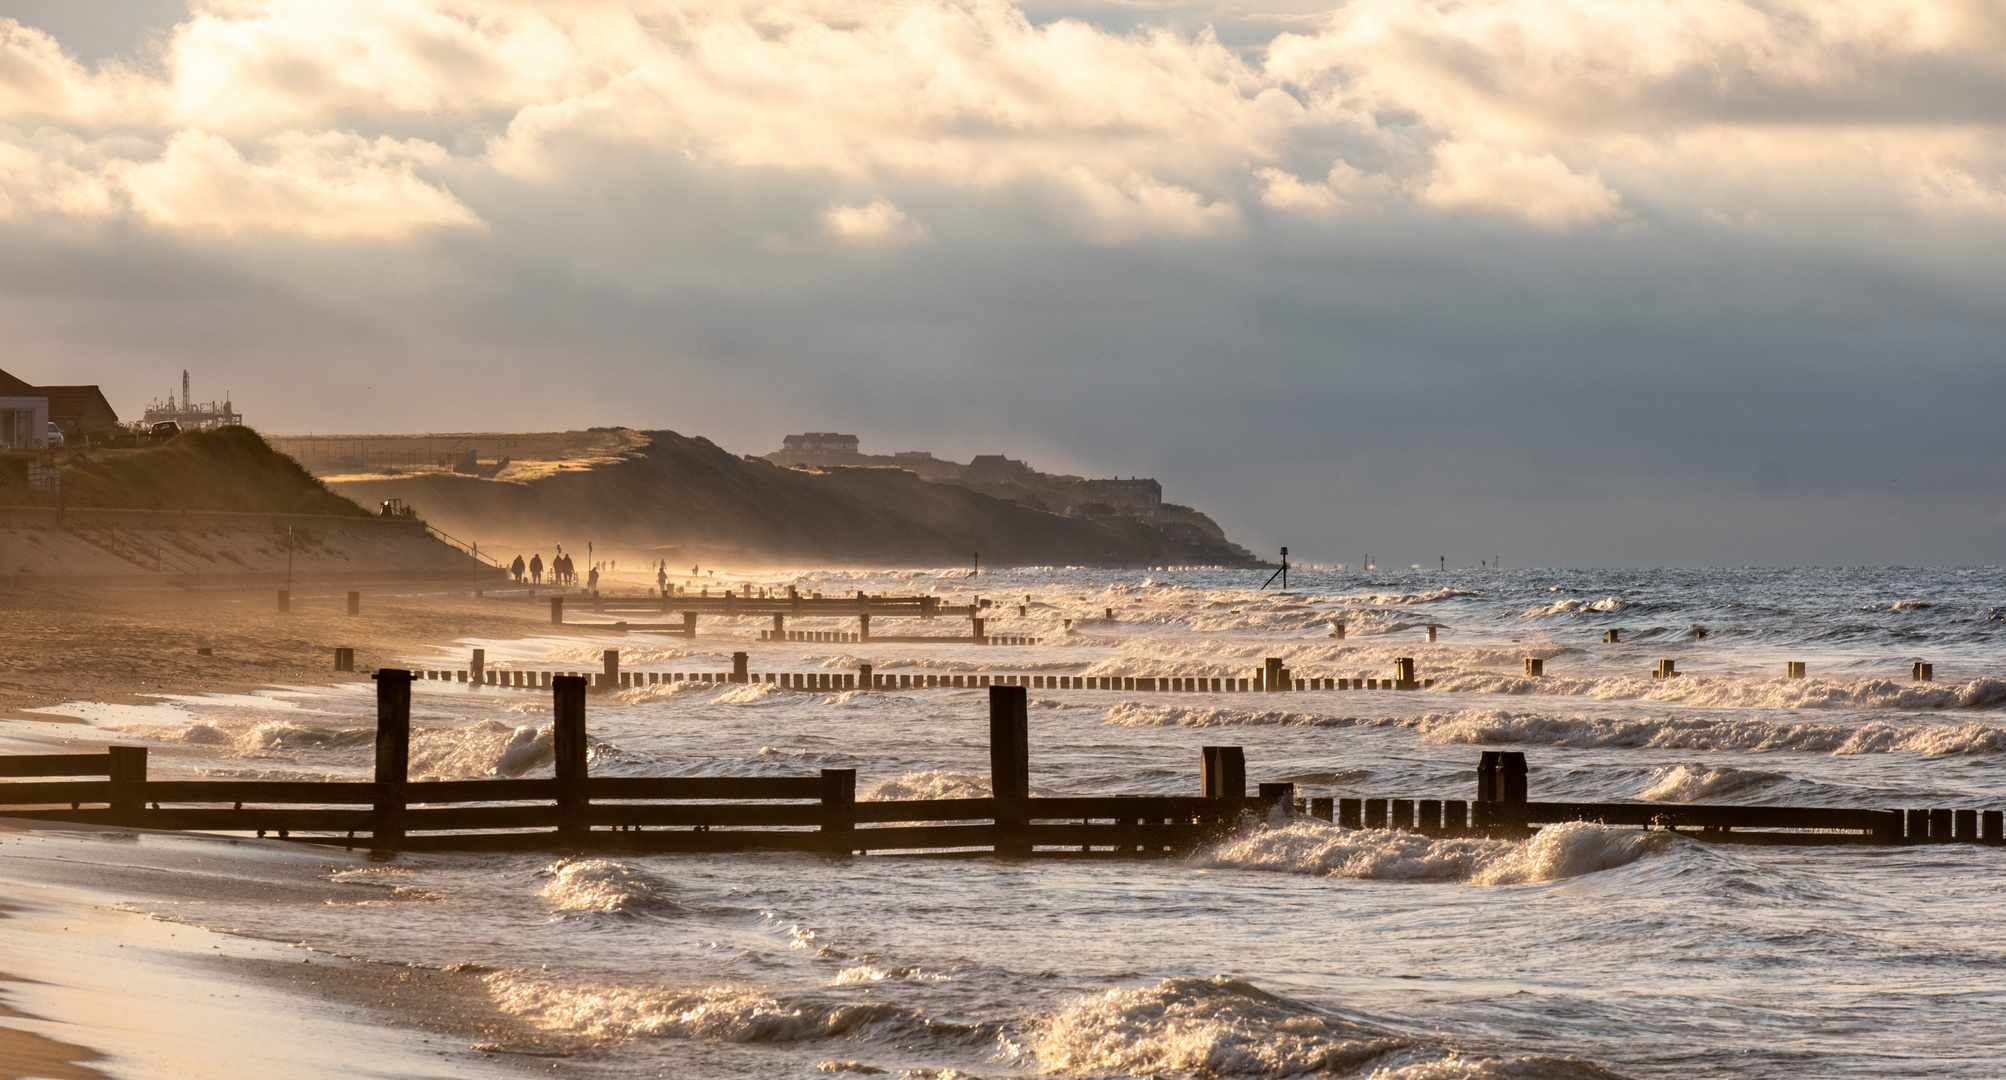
1081,477,1162,510
764,431,1244,559
0,366,121,446
141,370,242,432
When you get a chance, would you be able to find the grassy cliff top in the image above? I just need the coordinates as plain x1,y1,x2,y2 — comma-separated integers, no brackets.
0,426,368,516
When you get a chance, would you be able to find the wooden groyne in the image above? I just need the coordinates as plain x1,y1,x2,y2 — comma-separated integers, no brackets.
408,653,1419,692
547,587,1045,644
0,686,1997,853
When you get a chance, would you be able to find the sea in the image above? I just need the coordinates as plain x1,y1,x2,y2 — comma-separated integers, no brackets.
17,566,2006,1079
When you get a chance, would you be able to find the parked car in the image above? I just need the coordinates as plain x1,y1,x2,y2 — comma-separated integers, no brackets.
44,422,63,449
149,421,181,441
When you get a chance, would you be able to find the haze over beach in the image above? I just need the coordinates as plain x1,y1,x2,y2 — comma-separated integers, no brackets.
2,3,2006,1080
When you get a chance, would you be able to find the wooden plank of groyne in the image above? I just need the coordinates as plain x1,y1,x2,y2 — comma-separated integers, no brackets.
0,754,113,778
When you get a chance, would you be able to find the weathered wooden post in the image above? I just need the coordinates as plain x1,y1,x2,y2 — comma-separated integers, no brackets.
1418,798,1441,832
821,768,856,851
552,675,588,835
1258,782,1296,815
1393,658,1417,690
469,648,485,688
858,663,873,690
601,649,620,691
859,612,871,642
1984,810,2004,843
682,611,698,639
1364,798,1387,829
1309,797,1334,821
1263,658,1283,692
972,616,986,644
1524,657,1543,677
334,647,355,672
1444,799,1468,834
373,669,412,843
1200,746,1246,799
107,744,147,820
1785,661,1806,680
1338,797,1362,828
277,589,290,613
1605,629,1620,643
1425,626,1437,643
347,591,361,616
1654,659,1678,679
1955,809,1978,841
550,596,564,624
732,652,748,684
1473,751,1528,832
1331,621,1345,640
773,612,786,638
990,685,1030,855
1913,662,1933,682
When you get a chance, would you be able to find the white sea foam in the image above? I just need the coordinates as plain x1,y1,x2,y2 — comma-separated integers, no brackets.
1032,976,1411,1076
538,859,680,915
1194,820,1670,885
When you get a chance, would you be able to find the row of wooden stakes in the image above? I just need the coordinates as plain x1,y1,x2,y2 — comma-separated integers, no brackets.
0,694,1995,850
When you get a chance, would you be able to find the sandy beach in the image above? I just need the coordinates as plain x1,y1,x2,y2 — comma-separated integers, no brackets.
0,581,595,1079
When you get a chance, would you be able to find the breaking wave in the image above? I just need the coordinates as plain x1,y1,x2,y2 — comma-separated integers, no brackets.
1031,976,1411,1076
538,859,682,915
1635,763,1787,803
1193,820,1671,885
1414,709,2006,755
1109,702,2006,756
861,770,991,801
484,975,997,1046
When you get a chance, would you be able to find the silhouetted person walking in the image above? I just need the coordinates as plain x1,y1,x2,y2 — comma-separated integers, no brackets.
510,555,525,583
529,554,543,584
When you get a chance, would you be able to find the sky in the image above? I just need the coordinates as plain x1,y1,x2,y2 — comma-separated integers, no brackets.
0,0,2002,568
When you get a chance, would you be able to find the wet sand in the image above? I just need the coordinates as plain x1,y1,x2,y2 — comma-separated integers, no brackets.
0,582,602,1078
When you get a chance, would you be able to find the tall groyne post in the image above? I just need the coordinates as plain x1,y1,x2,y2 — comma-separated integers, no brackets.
990,686,1030,855
550,597,564,624
601,649,620,691
821,768,856,852
373,669,412,843
552,676,588,835
107,745,147,820
1201,746,1246,799
1473,750,1527,833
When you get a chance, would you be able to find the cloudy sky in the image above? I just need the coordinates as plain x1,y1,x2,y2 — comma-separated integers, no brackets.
2,0,2002,567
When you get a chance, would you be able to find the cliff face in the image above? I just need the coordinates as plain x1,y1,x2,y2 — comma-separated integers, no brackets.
326,429,1257,567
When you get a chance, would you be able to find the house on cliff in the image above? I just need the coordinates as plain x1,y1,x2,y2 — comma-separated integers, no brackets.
0,367,121,443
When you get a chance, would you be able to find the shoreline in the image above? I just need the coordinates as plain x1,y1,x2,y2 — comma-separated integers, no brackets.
0,822,552,1080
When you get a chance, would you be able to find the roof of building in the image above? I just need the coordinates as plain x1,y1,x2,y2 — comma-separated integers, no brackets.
40,385,117,418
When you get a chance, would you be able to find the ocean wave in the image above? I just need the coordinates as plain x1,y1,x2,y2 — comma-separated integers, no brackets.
410,721,554,778
862,770,992,801
1109,700,2006,756
1635,763,1787,803
1414,709,2006,755
484,975,996,1046
538,859,682,915
1373,1053,1632,1079
1192,820,1669,885
1032,976,1411,1077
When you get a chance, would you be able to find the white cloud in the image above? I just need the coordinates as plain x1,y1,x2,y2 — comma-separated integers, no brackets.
823,197,927,245
1412,140,1623,229
1,1,2005,241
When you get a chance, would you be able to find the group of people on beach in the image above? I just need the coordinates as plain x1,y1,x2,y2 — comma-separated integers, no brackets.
510,551,581,586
